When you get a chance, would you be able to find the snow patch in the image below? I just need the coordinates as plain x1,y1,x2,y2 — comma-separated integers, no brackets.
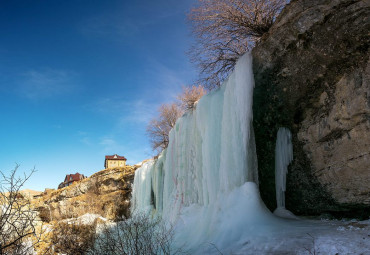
63,213,107,225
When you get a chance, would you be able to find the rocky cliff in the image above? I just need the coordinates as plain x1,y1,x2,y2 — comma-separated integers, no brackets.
34,166,137,221
252,0,369,218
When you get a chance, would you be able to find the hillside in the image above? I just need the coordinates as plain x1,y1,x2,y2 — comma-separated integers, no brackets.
33,165,138,222
21,189,42,197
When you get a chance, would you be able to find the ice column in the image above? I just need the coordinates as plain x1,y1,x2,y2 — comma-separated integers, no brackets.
273,127,297,219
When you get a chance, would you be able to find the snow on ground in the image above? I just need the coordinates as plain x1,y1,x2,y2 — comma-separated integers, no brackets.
62,213,107,225
166,182,370,254
218,218,370,255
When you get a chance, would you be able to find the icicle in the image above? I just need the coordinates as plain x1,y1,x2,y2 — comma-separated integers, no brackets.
273,127,297,219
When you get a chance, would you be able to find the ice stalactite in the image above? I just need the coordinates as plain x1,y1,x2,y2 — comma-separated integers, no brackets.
273,127,297,219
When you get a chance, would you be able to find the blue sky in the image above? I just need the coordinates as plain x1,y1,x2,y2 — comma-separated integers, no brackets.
0,0,198,191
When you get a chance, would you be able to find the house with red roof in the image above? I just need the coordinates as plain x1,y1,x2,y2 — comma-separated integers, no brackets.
104,154,127,169
58,173,86,189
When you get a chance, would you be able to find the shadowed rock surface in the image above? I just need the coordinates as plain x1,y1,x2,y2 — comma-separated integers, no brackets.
252,0,370,218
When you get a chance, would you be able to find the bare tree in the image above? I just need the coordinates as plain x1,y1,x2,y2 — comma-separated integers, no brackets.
0,166,44,255
146,103,184,153
189,0,286,89
177,85,206,111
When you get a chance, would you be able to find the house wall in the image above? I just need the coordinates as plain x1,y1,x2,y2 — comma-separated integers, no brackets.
107,160,126,168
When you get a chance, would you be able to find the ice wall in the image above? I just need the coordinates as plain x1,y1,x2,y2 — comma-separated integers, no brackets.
131,53,278,252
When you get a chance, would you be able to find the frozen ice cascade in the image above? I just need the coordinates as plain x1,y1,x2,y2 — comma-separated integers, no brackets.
130,53,370,254
131,53,279,252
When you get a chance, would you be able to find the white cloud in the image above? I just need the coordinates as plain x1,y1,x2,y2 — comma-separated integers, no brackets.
78,4,185,40
144,59,187,101
19,69,76,100
88,97,158,125
121,99,157,124
77,131,92,146
99,137,127,154
100,138,117,146
79,14,139,41
80,137,92,146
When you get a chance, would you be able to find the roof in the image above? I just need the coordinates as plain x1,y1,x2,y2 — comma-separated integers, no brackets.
105,154,127,161
64,173,86,183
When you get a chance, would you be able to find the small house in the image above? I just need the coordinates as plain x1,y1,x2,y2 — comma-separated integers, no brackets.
58,173,86,189
104,154,127,169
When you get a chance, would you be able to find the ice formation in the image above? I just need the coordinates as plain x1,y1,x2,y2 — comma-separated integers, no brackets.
131,53,279,252
273,127,297,219
130,53,370,254
274,127,293,208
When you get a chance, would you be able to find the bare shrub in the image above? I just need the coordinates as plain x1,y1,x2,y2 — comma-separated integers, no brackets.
37,207,52,223
177,85,206,111
189,0,286,89
51,221,96,255
303,233,318,255
110,192,131,220
0,165,44,255
89,213,184,255
146,103,184,153
90,175,101,196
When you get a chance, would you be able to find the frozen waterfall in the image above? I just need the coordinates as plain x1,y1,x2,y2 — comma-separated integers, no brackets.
128,51,370,255
131,53,279,252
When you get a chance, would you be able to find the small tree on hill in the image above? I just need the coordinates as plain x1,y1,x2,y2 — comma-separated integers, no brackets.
177,85,206,111
147,85,207,154
147,103,184,153
189,0,286,89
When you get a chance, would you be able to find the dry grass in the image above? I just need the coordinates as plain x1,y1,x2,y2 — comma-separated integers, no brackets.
32,166,136,222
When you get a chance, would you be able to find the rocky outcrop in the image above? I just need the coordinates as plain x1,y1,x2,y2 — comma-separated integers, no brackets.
34,166,137,221
252,0,370,217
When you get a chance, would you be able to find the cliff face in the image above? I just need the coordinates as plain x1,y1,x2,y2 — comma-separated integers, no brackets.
252,0,370,217
35,166,136,221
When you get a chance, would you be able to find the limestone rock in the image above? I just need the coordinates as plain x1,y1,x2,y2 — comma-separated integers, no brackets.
298,63,370,205
34,166,137,221
252,0,370,217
